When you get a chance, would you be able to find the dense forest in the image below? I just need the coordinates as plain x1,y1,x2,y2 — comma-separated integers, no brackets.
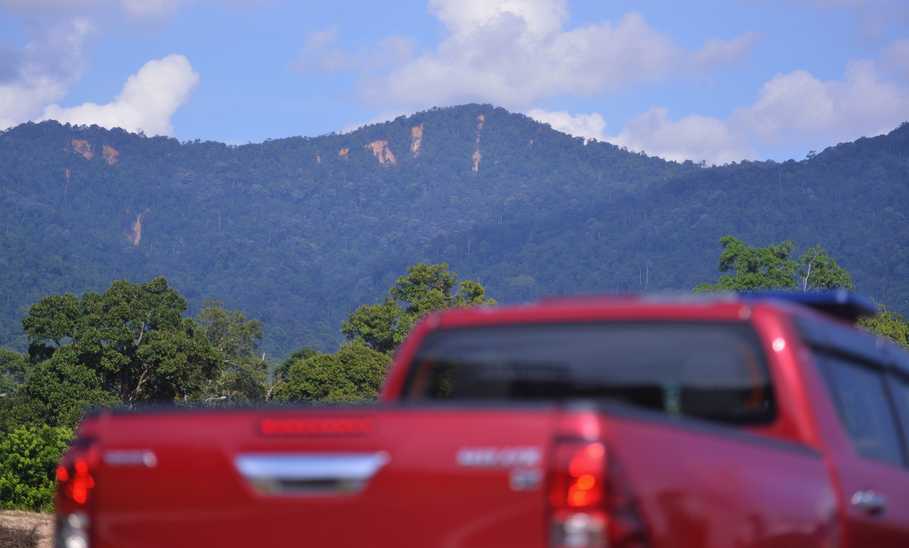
1,104,907,355
1,241,907,513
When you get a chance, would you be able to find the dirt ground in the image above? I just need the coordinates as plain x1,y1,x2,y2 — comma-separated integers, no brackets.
0,512,52,548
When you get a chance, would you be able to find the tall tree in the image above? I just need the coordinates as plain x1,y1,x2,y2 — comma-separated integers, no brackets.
860,306,909,349
197,300,264,361
342,263,494,353
0,348,25,397
22,277,221,404
695,236,798,292
798,245,854,290
696,236,852,293
697,236,907,347
197,301,268,403
272,340,389,402
11,348,118,427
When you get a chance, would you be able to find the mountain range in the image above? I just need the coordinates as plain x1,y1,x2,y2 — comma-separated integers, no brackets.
1,104,907,355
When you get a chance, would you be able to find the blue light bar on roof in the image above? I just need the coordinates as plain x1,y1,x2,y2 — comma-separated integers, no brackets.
740,289,877,322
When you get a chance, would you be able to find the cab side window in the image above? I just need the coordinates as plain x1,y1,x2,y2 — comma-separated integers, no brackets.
816,353,905,467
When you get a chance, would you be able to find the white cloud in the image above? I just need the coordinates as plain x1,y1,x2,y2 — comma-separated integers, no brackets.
428,0,568,38
693,32,761,69
610,108,751,165
526,109,607,142
0,17,92,129
597,57,909,164
0,0,266,132
733,61,909,145
356,1,757,110
41,54,200,135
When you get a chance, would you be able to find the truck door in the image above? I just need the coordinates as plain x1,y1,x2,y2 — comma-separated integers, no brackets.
814,350,909,547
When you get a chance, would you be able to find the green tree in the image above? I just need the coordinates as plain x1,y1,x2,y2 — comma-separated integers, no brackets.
697,236,908,347
798,245,854,290
274,346,319,385
696,236,853,293
0,424,73,512
197,300,264,361
860,306,909,349
197,301,267,403
12,346,119,428
342,263,494,353
0,348,25,398
22,277,221,404
272,340,390,402
695,236,798,292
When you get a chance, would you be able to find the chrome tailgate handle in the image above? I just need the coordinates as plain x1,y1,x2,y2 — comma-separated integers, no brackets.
235,452,389,496
851,490,887,516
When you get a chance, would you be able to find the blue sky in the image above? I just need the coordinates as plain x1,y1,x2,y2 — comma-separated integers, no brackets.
1,0,908,164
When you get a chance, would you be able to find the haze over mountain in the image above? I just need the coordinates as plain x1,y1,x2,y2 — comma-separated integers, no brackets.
1,104,907,355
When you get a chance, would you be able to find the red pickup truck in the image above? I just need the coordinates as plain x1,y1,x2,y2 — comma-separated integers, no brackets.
55,292,909,548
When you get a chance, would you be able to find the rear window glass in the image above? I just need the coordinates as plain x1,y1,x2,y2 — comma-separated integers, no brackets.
404,322,775,426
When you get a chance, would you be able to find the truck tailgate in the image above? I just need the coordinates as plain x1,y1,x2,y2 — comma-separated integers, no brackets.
91,406,558,548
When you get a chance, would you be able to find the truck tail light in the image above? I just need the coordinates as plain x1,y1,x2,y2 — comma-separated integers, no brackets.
548,440,649,548
55,437,98,548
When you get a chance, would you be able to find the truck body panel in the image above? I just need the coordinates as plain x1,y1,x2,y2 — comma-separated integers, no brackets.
89,407,558,548
56,294,909,548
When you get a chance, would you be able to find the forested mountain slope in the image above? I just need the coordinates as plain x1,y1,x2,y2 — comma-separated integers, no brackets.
1,104,906,354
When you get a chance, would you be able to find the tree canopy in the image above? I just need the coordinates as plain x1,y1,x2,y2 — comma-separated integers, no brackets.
342,262,494,353
695,236,853,293
697,235,907,348
23,277,221,403
272,340,389,403
197,300,268,403
860,306,909,349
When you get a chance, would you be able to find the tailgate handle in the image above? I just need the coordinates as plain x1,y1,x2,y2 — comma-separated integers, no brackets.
235,452,389,496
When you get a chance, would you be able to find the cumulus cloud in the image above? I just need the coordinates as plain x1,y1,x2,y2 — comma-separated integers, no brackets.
611,108,751,165
429,0,568,38
0,17,92,129
597,56,909,164
526,109,607,142
693,32,761,69
733,61,909,145
355,0,757,110
0,0,264,132
41,54,200,135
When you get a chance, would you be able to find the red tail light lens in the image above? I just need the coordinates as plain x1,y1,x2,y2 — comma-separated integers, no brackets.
55,437,98,548
550,441,606,510
548,439,649,548
57,457,96,505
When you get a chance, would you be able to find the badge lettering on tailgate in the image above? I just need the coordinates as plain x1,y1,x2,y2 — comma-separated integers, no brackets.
456,447,543,491
456,447,541,468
